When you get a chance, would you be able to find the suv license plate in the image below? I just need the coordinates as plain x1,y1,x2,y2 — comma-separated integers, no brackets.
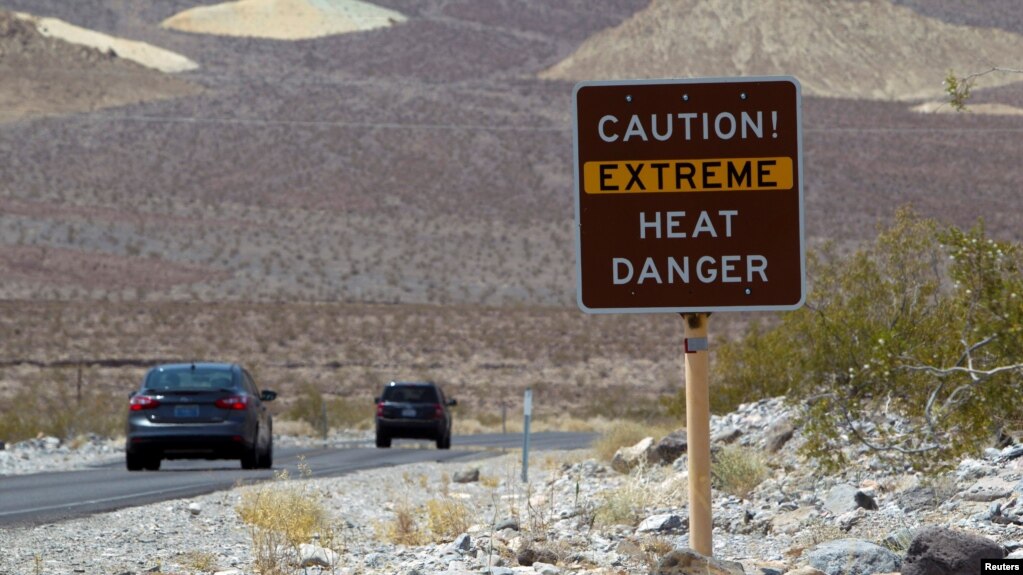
402,408,416,417
175,405,200,418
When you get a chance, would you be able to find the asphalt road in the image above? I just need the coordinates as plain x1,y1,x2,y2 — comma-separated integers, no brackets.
0,432,595,527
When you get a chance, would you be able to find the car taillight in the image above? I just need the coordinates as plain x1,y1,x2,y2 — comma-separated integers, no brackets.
433,404,444,419
130,395,160,411
215,396,249,410
377,402,384,417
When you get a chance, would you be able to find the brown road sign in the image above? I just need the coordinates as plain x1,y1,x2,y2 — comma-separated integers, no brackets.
573,77,805,313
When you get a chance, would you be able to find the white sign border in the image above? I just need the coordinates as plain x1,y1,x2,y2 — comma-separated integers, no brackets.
572,75,806,314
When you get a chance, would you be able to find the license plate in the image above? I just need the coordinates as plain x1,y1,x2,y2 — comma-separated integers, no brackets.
175,405,200,418
402,408,417,417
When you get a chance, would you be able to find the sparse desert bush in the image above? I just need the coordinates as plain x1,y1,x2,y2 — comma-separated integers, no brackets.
592,466,687,527
0,386,123,443
712,444,769,499
425,497,473,540
235,470,333,575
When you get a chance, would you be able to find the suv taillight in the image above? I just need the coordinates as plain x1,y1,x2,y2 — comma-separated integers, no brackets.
377,402,384,417
215,396,249,410
130,395,160,411
433,404,444,419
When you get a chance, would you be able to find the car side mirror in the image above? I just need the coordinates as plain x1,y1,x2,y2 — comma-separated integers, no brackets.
260,390,277,402
447,398,457,407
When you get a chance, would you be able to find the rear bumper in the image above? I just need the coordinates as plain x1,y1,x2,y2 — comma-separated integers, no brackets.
126,421,253,459
377,418,445,439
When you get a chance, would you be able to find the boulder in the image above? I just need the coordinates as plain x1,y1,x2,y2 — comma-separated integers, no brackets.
650,548,745,575
299,543,339,568
897,483,938,512
654,430,689,464
765,419,795,453
612,437,657,474
823,485,860,516
453,467,480,483
712,427,742,445
961,476,1014,502
494,517,519,531
901,526,1004,575
517,546,558,567
806,539,901,575
637,513,686,533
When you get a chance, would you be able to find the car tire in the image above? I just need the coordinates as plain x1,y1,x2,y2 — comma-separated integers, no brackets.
126,451,145,471
375,431,391,448
142,454,161,471
437,432,451,450
241,443,259,469
258,438,273,469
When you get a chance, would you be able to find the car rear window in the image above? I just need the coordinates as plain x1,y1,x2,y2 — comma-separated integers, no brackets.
146,368,235,391
382,385,439,403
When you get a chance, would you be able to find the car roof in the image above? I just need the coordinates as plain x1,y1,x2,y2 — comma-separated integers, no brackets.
386,381,437,387
151,362,238,373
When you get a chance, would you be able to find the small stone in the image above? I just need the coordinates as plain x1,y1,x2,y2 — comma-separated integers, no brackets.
187,502,202,516
533,561,560,575
962,476,1014,502
807,539,901,575
494,517,519,531
453,467,480,483
651,548,745,575
823,484,860,516
712,427,742,445
654,430,689,464
783,568,825,575
637,513,686,533
452,532,472,552
299,543,339,568
764,419,795,453
611,437,657,474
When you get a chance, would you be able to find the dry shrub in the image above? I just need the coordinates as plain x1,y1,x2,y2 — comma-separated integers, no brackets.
235,471,330,574
380,499,428,546
178,551,217,574
593,466,687,527
712,444,769,499
425,497,473,539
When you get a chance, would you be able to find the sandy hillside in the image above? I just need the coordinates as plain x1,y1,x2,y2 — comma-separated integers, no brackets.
0,11,198,124
161,0,406,40
542,0,1023,102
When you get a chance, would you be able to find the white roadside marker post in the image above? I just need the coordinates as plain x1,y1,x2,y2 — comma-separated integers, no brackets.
683,312,712,556
522,387,532,483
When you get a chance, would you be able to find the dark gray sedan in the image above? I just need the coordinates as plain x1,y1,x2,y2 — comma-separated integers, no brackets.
125,363,276,471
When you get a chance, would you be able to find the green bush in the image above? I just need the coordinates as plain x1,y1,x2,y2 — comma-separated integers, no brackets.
286,383,371,434
666,208,1023,472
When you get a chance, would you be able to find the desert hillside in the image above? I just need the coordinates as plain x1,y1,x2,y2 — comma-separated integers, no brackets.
0,10,197,123
542,0,1023,103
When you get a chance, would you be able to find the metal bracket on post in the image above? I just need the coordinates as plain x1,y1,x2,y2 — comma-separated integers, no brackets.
682,313,713,557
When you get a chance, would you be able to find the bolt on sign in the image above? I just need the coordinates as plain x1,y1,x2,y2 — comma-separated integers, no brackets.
573,77,805,313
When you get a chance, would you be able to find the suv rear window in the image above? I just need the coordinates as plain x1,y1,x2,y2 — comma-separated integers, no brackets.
382,385,439,403
146,369,235,391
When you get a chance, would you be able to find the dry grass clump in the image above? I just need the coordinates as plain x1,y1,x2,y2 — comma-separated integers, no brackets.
712,444,770,499
177,551,218,574
235,469,334,574
380,496,474,545
593,466,688,527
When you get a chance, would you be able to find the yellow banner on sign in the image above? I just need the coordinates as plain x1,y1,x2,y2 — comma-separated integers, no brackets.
583,157,793,194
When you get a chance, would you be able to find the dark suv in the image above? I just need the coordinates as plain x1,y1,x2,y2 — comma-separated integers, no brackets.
375,381,456,449
125,362,277,471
